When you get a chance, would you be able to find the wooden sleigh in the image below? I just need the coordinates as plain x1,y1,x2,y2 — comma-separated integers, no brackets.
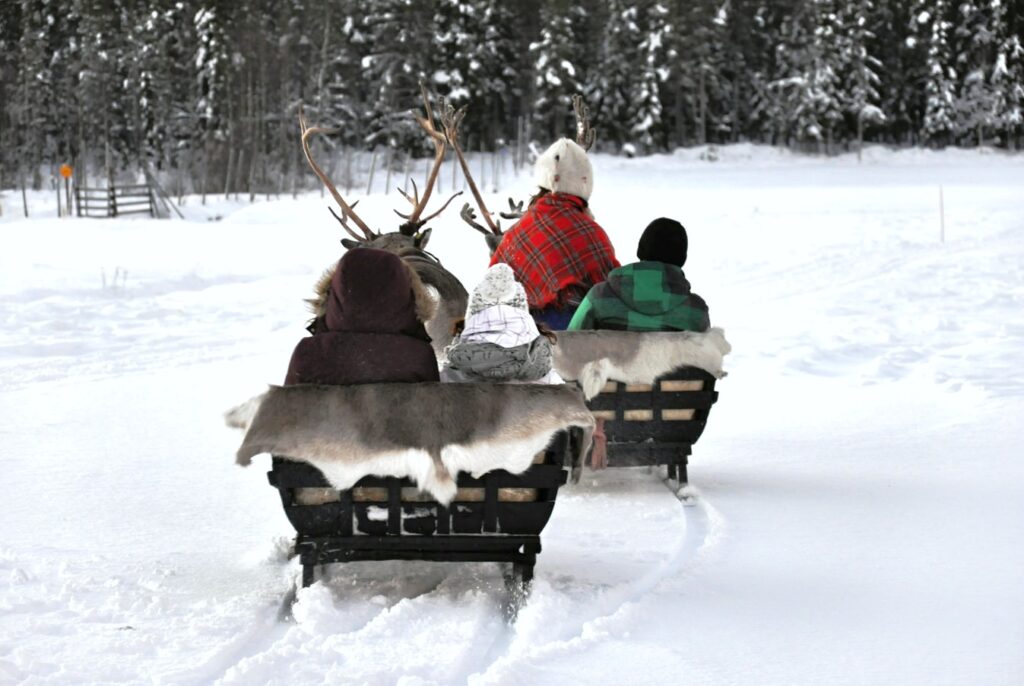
551,329,729,485
588,367,720,483
267,432,573,601
233,382,594,606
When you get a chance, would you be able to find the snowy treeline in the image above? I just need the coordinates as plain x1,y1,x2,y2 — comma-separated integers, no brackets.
1,0,1023,193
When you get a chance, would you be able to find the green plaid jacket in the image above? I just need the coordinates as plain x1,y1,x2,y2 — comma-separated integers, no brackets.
567,261,710,332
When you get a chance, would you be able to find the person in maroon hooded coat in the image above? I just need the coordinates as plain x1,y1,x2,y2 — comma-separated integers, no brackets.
285,248,439,386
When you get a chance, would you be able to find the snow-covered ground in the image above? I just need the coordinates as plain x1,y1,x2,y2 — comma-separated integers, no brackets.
2,145,1023,685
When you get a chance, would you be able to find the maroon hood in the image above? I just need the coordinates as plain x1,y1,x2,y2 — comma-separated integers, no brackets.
323,248,429,341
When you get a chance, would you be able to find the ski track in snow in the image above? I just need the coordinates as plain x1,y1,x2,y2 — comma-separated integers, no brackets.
3,147,1024,685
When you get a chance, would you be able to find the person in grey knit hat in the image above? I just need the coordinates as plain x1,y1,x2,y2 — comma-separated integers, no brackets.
441,264,563,384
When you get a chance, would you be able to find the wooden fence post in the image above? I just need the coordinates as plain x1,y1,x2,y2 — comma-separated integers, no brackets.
366,148,378,195
224,148,235,199
479,144,486,191
402,152,411,194
451,152,458,192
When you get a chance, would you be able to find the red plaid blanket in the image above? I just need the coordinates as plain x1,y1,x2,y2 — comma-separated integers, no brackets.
490,193,620,309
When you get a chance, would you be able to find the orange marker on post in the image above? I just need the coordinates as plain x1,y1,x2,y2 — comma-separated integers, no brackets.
60,164,73,218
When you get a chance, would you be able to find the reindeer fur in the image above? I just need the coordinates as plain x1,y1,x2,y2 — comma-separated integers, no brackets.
552,328,732,399
227,382,594,504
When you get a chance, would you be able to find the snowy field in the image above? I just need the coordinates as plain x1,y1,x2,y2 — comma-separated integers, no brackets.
2,145,1023,685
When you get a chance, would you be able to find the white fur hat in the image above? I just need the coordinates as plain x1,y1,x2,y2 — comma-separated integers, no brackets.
534,138,593,201
468,263,528,316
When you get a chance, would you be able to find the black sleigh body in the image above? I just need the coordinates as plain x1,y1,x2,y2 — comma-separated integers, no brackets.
240,382,593,594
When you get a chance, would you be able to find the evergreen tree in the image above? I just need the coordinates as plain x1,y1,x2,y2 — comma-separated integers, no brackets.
530,1,586,144
319,3,366,148
920,0,957,145
954,0,999,145
359,0,434,151
990,0,1024,148
667,0,730,146
840,0,886,156
875,0,927,144
135,2,198,171
597,0,667,151
769,1,845,151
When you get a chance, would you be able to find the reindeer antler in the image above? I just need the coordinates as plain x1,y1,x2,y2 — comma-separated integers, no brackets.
573,94,596,152
395,83,462,234
500,197,525,221
299,106,375,242
440,99,503,240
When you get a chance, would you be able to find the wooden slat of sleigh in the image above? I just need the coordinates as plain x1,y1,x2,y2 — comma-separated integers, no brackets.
591,408,696,422
600,379,704,394
295,486,540,505
292,449,549,506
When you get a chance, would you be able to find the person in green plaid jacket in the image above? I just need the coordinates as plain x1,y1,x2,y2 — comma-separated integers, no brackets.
567,217,710,470
567,218,710,332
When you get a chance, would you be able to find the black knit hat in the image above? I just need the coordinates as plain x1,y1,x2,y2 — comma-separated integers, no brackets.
637,217,688,267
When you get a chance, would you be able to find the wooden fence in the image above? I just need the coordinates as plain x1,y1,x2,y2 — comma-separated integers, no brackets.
74,183,156,218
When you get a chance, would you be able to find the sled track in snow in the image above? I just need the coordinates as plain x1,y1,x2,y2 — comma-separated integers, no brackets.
464,477,727,684
191,474,725,684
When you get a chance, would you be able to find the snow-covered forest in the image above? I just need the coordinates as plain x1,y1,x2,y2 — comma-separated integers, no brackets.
1,0,1023,195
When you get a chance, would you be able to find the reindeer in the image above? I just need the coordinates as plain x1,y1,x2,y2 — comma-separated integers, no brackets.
456,95,597,256
299,85,467,355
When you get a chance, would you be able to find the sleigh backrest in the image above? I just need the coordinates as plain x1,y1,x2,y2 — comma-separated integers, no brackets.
588,367,719,446
269,431,572,538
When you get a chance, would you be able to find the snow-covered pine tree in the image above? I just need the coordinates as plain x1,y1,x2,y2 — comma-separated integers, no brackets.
16,0,81,186
666,0,729,147
318,3,366,149
0,3,25,188
194,2,237,191
597,0,667,152
920,0,958,146
432,0,474,112
530,1,587,144
839,0,886,158
135,2,197,174
469,0,524,148
954,0,999,146
431,0,521,149
632,2,670,151
745,1,791,145
990,0,1024,149
769,0,845,152
874,0,927,144
75,0,138,173
359,0,434,152
715,0,766,144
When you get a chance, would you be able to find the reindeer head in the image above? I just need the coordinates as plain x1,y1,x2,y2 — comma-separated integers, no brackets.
299,84,461,255
454,94,597,256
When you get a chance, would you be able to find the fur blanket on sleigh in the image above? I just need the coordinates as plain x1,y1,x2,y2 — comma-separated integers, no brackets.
225,382,595,504
552,327,732,399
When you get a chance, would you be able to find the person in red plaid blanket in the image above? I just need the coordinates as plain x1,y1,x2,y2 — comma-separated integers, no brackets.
490,138,620,330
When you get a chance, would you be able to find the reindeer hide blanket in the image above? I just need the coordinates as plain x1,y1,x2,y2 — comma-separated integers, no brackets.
225,382,595,504
552,327,732,399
